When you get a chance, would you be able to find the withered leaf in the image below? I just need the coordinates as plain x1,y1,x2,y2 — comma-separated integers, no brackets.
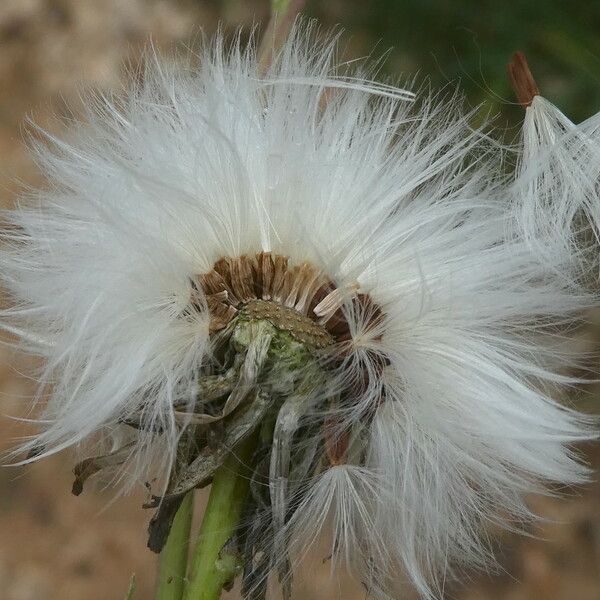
168,389,273,497
72,443,134,496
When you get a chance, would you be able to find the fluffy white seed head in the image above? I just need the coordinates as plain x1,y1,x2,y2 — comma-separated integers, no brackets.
1,23,598,599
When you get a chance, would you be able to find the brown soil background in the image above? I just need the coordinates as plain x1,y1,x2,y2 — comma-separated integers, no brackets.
0,2,599,599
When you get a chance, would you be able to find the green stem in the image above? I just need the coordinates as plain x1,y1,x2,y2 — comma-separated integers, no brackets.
183,433,257,600
156,492,194,600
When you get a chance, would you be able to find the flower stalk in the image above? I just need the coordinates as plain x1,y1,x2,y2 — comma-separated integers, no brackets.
183,432,259,600
156,492,194,600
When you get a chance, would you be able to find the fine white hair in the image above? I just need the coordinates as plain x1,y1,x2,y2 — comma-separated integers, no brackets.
1,23,598,599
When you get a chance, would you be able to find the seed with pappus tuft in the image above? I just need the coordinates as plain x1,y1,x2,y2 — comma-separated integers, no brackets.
1,23,599,600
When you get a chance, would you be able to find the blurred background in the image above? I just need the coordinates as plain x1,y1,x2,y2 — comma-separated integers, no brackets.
1,1,600,599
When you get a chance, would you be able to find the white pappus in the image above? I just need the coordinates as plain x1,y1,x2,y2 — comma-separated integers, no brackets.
1,24,599,600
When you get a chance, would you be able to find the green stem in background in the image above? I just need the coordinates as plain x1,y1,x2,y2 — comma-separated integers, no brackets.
257,0,308,73
271,0,292,11
183,433,258,600
156,492,194,600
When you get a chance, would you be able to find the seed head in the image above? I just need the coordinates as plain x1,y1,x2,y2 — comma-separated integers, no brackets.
1,23,599,600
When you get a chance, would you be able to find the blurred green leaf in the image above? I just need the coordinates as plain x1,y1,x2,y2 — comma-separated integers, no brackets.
124,574,136,600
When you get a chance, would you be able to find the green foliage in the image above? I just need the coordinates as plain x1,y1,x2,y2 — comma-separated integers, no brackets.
308,0,600,127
